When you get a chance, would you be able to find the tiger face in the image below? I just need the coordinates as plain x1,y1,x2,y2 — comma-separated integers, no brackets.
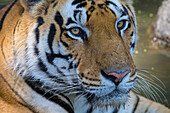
16,0,136,107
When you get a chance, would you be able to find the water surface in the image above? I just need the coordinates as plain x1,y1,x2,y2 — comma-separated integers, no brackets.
133,0,170,107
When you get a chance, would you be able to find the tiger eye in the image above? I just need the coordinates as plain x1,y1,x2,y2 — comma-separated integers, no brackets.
117,21,124,28
71,28,80,35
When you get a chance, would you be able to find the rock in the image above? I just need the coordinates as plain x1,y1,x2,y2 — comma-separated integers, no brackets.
151,0,170,48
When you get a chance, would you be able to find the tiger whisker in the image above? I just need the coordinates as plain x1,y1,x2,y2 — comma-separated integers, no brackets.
136,69,166,88
86,93,94,101
136,72,154,82
135,81,151,100
75,92,87,101
135,80,158,102
136,79,158,102
65,91,84,96
132,87,140,94
145,82,167,103
137,76,166,93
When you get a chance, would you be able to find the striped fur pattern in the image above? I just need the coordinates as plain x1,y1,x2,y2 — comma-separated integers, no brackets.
0,0,169,113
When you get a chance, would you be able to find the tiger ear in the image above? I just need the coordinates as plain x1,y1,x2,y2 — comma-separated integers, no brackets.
20,0,50,16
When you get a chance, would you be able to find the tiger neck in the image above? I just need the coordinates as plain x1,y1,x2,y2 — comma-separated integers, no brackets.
0,0,24,72
0,0,26,107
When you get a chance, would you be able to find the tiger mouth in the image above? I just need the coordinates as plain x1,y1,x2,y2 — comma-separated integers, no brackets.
85,89,129,107
81,76,133,106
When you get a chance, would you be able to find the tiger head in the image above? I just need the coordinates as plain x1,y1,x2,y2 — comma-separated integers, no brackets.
14,0,136,107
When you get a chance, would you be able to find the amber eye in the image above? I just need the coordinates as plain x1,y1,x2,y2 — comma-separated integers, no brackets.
117,21,124,28
70,28,80,35
68,27,87,41
117,20,126,30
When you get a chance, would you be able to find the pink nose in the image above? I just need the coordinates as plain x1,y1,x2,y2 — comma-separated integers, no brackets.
108,71,131,83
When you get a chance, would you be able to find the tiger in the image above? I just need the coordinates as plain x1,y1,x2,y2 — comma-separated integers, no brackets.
0,0,169,113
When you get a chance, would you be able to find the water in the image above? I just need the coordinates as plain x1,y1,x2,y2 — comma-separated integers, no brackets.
0,0,169,108
133,0,170,107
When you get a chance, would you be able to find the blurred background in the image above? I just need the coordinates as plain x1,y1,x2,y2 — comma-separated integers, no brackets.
0,0,169,108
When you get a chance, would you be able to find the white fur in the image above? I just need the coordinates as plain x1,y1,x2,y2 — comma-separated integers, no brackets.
17,22,75,113
74,96,91,113
18,82,68,113
108,0,123,17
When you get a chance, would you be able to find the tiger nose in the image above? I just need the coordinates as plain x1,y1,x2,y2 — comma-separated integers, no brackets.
101,70,131,85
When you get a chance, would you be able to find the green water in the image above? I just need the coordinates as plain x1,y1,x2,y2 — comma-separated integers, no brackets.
0,0,169,108
133,0,170,107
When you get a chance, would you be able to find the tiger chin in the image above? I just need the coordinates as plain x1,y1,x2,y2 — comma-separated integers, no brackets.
0,0,169,113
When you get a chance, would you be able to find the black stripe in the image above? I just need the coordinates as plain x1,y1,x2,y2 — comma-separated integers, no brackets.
68,62,74,69
35,17,44,43
91,0,95,5
0,0,17,31
34,46,39,55
144,104,151,113
86,6,96,22
129,16,135,27
0,74,36,112
82,82,102,87
128,23,131,29
60,37,69,47
74,10,81,21
13,20,20,54
55,11,63,27
46,52,72,64
131,42,136,48
109,9,117,17
105,1,120,17
88,6,96,13
56,67,67,76
86,11,91,22
130,31,134,36
1,37,6,60
75,58,81,68
17,101,37,113
86,93,95,102
44,5,49,15
51,0,55,3
113,108,119,113
98,4,105,9
131,16,135,26
66,18,77,25
69,54,78,69
53,1,58,8
120,11,126,17
98,4,108,12
76,2,87,8
132,95,140,113
122,4,129,15
72,0,85,5
54,12,68,48
105,1,118,7
125,4,135,17
24,78,74,113
38,58,48,72
48,24,56,54
87,106,93,113
48,75,67,84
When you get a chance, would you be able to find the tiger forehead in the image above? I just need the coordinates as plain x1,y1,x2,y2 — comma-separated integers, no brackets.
72,0,106,5
71,0,118,9
71,0,123,6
